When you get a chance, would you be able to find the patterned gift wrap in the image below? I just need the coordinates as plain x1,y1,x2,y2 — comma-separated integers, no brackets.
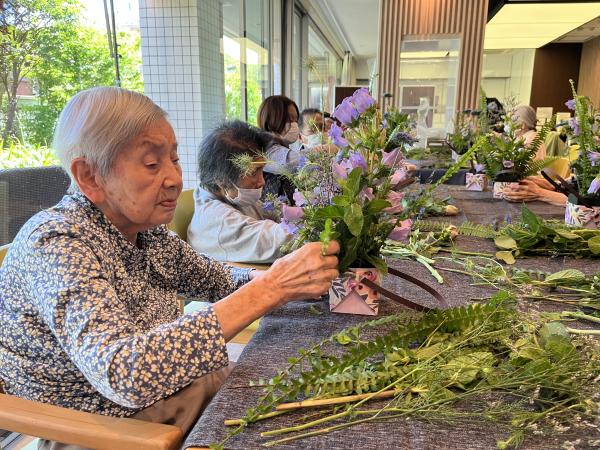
492,181,519,199
465,173,487,191
329,268,382,316
565,201,600,229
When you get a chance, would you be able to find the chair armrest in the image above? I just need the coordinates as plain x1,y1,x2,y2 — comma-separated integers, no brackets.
0,393,182,450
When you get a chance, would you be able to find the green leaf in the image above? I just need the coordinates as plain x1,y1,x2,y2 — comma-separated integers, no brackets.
366,199,392,214
344,167,363,199
314,206,344,219
554,229,580,240
521,206,541,234
588,236,600,255
344,203,364,237
339,237,359,271
332,196,350,207
494,235,518,250
544,269,585,285
539,322,570,348
495,250,515,264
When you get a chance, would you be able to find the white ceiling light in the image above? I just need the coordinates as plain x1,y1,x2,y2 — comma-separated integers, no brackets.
484,2,600,50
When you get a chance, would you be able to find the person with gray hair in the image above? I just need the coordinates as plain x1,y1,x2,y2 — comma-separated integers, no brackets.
0,87,339,448
510,104,546,159
188,120,293,263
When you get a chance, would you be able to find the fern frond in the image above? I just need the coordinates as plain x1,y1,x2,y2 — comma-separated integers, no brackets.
522,156,559,178
457,222,498,239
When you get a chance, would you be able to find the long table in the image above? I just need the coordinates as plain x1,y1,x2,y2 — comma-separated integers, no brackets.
185,189,598,449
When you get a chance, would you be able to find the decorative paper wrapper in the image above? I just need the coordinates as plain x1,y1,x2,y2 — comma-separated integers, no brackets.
565,201,600,229
465,173,487,191
329,268,382,316
493,181,519,199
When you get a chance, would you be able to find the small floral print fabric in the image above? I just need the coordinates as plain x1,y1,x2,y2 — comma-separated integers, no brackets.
0,193,251,417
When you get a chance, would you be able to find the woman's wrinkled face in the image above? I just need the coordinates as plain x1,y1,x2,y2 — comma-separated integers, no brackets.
99,118,182,241
237,164,266,190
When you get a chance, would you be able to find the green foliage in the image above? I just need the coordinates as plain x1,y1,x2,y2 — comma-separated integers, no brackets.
1,1,143,146
216,293,599,448
0,139,59,168
568,80,600,196
493,206,600,261
224,55,263,125
478,117,555,182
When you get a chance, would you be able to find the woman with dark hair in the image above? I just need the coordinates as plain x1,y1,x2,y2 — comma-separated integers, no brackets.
256,95,303,201
188,120,295,263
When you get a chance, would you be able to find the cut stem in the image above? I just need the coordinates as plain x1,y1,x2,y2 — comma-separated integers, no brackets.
276,389,398,411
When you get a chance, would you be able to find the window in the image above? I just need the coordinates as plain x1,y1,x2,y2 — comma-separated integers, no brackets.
398,37,461,133
222,0,278,124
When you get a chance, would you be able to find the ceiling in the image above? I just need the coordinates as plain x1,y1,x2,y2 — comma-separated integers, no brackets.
313,0,600,58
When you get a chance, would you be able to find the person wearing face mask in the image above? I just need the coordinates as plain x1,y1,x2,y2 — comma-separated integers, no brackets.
188,120,294,263
257,95,305,202
299,108,324,149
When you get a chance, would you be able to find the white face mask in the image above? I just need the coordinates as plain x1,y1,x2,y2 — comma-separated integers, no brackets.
304,133,322,148
226,184,263,206
281,122,300,143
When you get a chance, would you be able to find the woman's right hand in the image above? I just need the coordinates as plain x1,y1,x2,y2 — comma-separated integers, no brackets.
261,241,340,304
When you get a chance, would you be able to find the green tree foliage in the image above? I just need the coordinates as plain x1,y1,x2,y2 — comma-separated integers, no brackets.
1,0,143,148
224,54,263,125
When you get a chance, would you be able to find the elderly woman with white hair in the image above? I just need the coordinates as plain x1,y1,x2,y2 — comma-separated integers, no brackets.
0,87,339,448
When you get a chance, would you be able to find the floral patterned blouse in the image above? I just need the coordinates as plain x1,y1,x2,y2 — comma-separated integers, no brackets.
0,192,251,417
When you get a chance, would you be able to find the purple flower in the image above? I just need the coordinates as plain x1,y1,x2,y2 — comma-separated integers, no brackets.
382,149,403,168
333,98,359,125
588,151,600,166
474,163,485,173
349,152,368,171
282,204,304,222
390,168,409,186
388,219,412,242
281,221,299,235
565,99,576,111
328,122,348,147
263,201,274,213
503,160,514,169
277,195,289,204
350,87,375,114
569,117,580,136
332,160,351,179
292,190,308,206
384,191,405,214
359,187,374,202
298,155,308,169
588,176,600,194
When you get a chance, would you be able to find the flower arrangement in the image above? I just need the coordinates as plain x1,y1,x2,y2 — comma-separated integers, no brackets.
282,88,416,274
446,110,476,156
563,80,600,205
478,110,555,183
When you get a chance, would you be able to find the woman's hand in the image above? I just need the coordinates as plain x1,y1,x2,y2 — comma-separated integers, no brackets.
503,179,567,206
260,241,340,303
503,179,543,202
213,241,339,340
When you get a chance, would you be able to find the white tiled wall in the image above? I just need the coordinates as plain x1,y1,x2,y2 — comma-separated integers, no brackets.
139,0,225,189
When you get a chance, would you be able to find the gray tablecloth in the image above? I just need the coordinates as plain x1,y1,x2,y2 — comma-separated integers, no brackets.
184,190,598,449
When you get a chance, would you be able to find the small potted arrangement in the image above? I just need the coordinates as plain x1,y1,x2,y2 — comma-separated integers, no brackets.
479,112,554,199
446,109,476,162
558,82,600,228
465,161,487,191
281,88,416,316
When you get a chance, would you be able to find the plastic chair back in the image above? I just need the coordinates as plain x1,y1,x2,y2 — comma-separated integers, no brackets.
568,144,580,161
168,189,194,241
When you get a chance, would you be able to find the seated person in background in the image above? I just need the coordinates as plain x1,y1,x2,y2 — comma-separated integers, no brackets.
299,108,324,149
503,176,567,206
511,104,547,159
0,87,339,448
188,121,294,263
257,95,303,201
299,108,337,153
323,111,334,132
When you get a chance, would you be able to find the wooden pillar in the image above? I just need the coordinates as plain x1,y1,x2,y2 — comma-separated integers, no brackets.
377,0,488,111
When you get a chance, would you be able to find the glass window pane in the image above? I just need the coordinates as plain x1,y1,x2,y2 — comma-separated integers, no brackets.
245,0,271,125
291,11,302,106
223,0,243,120
398,37,461,136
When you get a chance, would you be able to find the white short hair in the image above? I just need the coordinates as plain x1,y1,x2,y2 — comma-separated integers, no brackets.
53,86,167,190
512,105,537,131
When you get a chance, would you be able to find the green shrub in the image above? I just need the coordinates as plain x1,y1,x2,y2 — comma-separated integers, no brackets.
0,140,60,169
